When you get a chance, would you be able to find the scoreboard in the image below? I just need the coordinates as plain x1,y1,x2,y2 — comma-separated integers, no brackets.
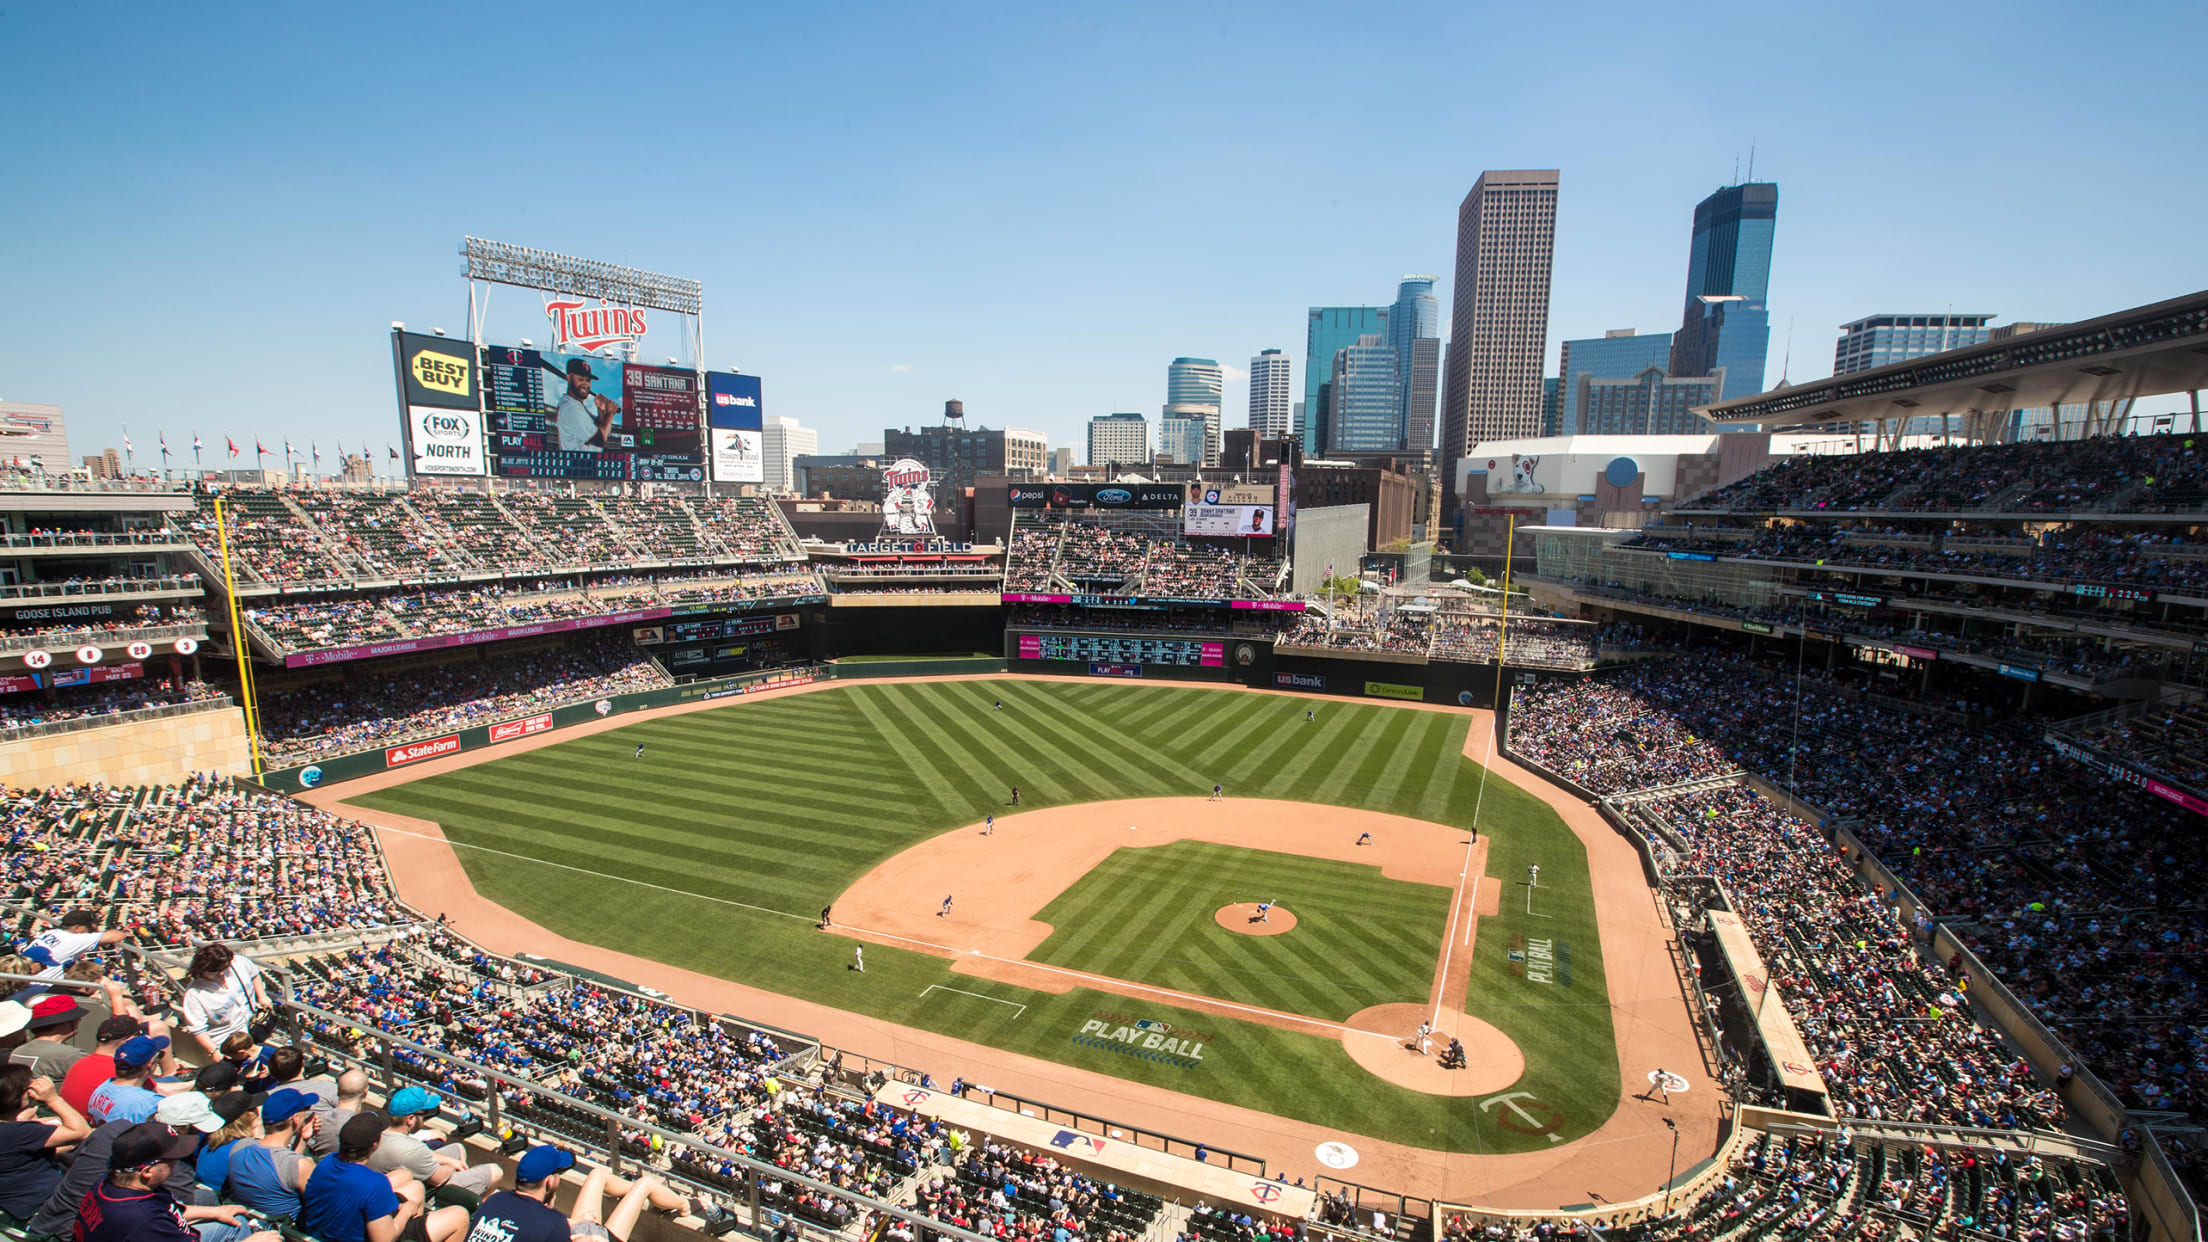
478,347,705,482
1015,633,1224,667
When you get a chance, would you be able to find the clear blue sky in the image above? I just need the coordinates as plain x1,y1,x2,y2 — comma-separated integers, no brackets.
6,1,2203,469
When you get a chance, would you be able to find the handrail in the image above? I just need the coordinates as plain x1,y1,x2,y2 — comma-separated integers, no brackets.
0,529,188,548
0,575,202,601
0,694,234,741
0,620,207,654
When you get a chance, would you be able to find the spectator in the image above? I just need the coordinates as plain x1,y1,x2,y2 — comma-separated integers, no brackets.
464,1146,666,1242
10,993,91,1078
371,1087,501,1200
63,1017,158,1118
0,1064,90,1218
178,945,268,1061
87,1036,172,1125
221,1088,321,1220
300,1112,469,1242
73,1121,275,1242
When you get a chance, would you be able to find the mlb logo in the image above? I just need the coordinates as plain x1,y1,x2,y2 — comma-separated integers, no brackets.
1135,1019,1165,1031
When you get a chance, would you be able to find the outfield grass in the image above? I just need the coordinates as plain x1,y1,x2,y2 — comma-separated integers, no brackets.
1031,841,1449,1022
353,679,1619,1152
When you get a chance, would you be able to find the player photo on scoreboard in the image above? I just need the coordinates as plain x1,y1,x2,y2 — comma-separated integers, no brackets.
544,351,628,452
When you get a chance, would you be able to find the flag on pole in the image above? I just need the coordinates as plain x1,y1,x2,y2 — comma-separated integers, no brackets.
311,442,321,465
226,437,239,459
388,446,399,460
159,433,171,462
255,440,268,459
122,427,133,454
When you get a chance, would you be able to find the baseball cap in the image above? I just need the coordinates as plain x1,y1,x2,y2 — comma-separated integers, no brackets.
564,358,595,378
97,1015,145,1042
261,1087,315,1126
0,1001,32,1038
386,1086,441,1117
338,1112,386,1157
212,1092,267,1127
27,995,86,1030
109,1122,199,1170
515,1146,575,1185
155,1091,224,1135
114,1035,170,1070
195,1062,240,1093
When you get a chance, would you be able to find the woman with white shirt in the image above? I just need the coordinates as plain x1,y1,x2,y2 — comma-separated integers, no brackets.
179,943,269,1060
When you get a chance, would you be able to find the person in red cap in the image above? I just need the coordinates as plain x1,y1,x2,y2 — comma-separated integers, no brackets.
10,993,91,1078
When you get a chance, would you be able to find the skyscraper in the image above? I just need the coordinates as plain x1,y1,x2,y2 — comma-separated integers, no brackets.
1304,307,1389,449
1326,335,1403,453
1087,412,1148,467
1248,349,1293,438
1159,416,1206,466
1557,329,1673,435
1576,367,1723,435
1439,170,1560,484
1165,357,1223,466
1389,277,1442,460
760,415,818,492
1833,313,1997,436
1670,182,1777,401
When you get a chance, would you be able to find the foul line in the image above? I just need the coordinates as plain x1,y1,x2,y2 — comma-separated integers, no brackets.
919,985,1027,1017
1462,875,1482,948
357,819,819,925
1433,719,1499,1025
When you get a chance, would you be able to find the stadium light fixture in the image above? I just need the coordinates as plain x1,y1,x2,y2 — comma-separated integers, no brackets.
461,236,702,316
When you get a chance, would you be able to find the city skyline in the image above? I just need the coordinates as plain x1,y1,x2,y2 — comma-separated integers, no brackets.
7,3,2205,468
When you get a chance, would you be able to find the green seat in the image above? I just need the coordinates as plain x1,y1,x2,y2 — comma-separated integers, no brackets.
431,1185,482,1213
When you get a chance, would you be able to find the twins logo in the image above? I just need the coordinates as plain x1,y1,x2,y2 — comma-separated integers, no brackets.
1248,1184,1284,1205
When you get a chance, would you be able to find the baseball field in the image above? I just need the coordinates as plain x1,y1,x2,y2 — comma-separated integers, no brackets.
349,678,1621,1154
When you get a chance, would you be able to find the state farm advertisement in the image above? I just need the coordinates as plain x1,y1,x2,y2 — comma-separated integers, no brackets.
489,713,555,743
385,735,464,768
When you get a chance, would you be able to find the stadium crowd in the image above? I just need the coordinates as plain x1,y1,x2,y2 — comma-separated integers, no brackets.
1629,522,2208,593
1684,432,2208,515
0,677,227,734
176,487,803,587
1006,517,1252,598
1508,659,2208,1121
256,633,670,762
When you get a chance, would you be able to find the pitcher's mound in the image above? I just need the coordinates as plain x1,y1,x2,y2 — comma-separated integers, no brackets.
1215,903,1296,935
1341,1002,1524,1096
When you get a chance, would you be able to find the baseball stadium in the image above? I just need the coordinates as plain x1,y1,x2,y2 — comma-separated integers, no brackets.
4,277,2207,1242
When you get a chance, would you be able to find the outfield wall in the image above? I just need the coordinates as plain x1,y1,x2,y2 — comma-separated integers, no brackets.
0,701,251,787
255,669,819,794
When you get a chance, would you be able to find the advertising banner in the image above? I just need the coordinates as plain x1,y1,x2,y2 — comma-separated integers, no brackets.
0,673,40,695
1011,483,1185,510
395,331,479,409
1364,681,1425,701
48,662,142,687
705,372,764,484
394,330,487,478
479,345,704,481
1184,483,1275,507
488,713,555,743
386,735,464,768
1274,671,1325,690
1184,504,1275,537
1090,663,1143,677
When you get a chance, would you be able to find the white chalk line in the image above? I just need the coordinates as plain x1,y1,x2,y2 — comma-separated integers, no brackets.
919,985,1027,1017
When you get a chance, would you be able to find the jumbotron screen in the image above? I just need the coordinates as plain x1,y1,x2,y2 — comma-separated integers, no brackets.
479,346,706,482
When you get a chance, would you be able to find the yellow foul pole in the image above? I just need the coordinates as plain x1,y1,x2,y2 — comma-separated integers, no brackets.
212,497,265,779
1493,512,1517,672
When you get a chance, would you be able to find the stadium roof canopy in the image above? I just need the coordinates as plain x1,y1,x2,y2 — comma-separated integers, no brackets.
1697,289,2208,429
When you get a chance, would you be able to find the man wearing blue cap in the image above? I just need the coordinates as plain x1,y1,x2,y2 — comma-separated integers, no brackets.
86,1037,170,1125
465,1147,665,1242
369,1086,501,1198
224,1087,321,1219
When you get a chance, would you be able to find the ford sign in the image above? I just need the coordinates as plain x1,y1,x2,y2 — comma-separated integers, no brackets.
1096,488,1132,506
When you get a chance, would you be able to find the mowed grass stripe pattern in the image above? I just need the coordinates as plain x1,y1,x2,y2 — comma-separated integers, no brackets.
1031,842,1450,1021
354,679,1619,1153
